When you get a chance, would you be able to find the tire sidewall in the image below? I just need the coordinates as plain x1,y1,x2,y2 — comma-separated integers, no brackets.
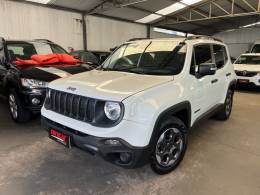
8,89,31,123
225,89,233,118
8,90,19,121
150,117,188,174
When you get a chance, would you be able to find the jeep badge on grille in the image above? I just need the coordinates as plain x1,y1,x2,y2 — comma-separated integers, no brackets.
67,87,77,92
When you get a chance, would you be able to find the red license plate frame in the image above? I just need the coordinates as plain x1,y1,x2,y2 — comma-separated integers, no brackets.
49,129,71,148
238,79,249,83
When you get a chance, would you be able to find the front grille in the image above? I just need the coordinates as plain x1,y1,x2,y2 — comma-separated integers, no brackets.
235,71,258,77
45,89,95,123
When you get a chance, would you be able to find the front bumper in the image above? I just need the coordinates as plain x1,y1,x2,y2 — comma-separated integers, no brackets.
19,89,46,113
236,75,260,87
41,117,151,168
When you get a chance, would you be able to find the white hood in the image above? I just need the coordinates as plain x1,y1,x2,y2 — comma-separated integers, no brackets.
49,70,173,101
234,64,260,72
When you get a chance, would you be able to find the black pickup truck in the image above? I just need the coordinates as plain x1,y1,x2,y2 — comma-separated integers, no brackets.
0,37,93,123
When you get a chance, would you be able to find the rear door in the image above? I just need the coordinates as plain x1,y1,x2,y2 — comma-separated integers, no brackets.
212,44,229,103
0,37,7,94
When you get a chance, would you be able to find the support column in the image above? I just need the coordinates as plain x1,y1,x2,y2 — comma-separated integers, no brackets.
82,13,87,50
147,24,151,38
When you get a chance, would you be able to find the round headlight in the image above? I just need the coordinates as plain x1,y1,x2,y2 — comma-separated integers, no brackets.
104,102,121,121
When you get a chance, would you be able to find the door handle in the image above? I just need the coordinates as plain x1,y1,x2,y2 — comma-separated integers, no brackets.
226,73,231,77
211,79,218,84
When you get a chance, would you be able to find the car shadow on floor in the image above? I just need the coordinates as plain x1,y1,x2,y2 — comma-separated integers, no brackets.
235,85,260,93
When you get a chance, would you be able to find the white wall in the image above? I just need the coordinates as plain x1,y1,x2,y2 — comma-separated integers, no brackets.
214,28,260,58
85,15,147,51
0,0,83,51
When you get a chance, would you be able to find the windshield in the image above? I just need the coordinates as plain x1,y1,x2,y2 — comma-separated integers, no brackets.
251,44,260,53
102,40,187,75
71,51,99,65
7,42,68,61
235,55,260,65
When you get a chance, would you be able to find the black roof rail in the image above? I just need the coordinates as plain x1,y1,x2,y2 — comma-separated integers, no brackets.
33,39,54,43
127,38,148,42
185,35,223,42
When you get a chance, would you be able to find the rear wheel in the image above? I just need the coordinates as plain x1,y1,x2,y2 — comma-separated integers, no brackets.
8,90,31,123
215,89,233,120
150,117,187,175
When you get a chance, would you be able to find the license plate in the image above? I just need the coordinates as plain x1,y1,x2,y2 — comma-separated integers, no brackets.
49,129,71,148
238,79,249,83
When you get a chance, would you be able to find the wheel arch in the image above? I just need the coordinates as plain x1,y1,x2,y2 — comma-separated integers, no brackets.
228,79,237,93
149,101,191,146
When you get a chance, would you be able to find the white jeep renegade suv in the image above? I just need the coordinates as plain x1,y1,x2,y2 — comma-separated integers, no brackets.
41,36,237,174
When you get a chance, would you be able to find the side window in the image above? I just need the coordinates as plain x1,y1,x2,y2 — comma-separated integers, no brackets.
192,44,213,74
213,44,228,69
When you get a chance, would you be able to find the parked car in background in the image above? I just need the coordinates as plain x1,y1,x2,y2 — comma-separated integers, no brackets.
91,51,110,64
234,53,260,87
42,36,236,174
70,50,100,67
250,40,260,53
0,37,93,123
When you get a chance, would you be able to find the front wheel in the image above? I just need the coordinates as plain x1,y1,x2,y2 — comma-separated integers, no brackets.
215,89,233,121
8,90,31,123
150,117,187,175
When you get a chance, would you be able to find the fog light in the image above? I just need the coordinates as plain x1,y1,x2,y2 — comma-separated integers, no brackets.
120,152,132,164
32,98,40,105
104,139,121,146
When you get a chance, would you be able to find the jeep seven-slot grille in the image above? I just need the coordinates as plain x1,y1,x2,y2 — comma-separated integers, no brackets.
235,71,258,77
45,89,95,122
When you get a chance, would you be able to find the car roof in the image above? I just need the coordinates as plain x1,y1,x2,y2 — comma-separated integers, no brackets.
253,40,260,44
6,40,53,44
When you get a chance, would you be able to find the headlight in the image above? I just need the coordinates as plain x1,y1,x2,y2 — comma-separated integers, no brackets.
21,78,48,89
104,102,121,121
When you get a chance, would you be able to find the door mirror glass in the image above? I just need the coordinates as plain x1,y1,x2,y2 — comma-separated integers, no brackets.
198,63,216,77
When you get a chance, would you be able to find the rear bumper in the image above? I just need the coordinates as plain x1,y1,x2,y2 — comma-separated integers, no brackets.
41,117,151,168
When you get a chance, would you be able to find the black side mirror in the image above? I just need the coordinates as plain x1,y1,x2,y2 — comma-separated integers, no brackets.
198,63,217,77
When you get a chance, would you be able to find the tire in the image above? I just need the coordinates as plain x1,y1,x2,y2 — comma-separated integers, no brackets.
150,117,188,175
8,89,31,123
215,89,233,121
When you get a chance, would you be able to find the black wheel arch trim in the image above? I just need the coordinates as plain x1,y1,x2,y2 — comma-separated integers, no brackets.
228,79,237,92
149,101,191,147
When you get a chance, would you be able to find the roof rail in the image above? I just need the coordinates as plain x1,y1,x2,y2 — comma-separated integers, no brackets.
127,38,148,42
185,35,223,42
33,39,53,43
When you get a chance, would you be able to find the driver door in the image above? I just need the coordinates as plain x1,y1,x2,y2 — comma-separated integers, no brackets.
191,44,218,118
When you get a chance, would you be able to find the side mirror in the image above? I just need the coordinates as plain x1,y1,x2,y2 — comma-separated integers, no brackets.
198,63,217,77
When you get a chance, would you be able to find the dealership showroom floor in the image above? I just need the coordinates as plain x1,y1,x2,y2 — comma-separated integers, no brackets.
1,0,260,195
0,89,259,195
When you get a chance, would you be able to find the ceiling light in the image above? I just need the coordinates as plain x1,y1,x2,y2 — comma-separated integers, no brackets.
136,14,162,23
242,21,260,28
26,0,51,4
156,3,186,15
153,27,187,36
181,0,202,6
